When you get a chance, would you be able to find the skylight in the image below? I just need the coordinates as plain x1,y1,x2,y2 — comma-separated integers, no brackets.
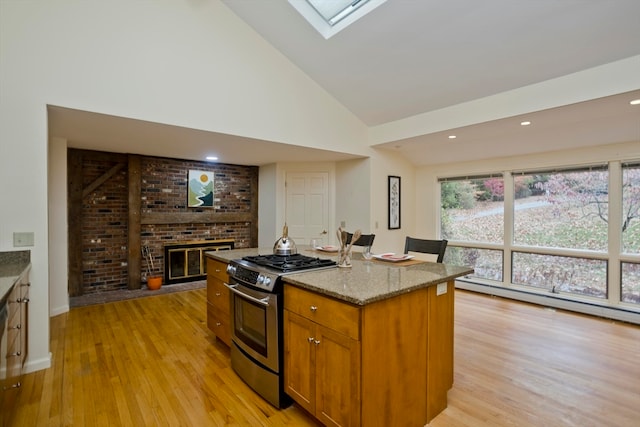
289,0,387,39
307,0,371,26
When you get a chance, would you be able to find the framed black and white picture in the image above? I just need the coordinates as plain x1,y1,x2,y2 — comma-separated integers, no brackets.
388,175,401,229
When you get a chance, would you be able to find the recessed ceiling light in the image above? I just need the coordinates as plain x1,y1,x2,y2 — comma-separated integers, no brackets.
448,135,456,139
520,121,531,126
205,156,218,161
630,99,640,105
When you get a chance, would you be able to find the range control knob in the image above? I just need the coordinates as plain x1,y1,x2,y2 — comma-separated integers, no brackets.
256,274,265,285
262,276,272,287
226,264,236,276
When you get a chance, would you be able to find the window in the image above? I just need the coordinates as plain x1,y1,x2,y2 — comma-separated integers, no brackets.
513,167,608,251
440,161,640,313
440,176,504,244
440,175,504,281
289,0,386,38
621,262,640,303
622,163,640,254
305,0,371,25
443,247,503,282
512,252,607,298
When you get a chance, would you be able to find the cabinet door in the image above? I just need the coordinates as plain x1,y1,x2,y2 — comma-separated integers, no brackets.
206,259,231,345
315,326,361,427
206,302,231,346
284,310,316,414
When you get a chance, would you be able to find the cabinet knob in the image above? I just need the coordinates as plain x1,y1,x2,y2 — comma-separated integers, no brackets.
216,322,221,327
314,340,321,345
308,337,314,343
310,305,318,312
9,324,21,330
3,382,21,390
215,292,221,297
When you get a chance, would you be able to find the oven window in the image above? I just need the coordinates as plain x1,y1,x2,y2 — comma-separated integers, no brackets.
233,295,267,356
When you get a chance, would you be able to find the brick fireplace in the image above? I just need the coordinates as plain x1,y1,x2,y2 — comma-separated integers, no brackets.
68,149,258,296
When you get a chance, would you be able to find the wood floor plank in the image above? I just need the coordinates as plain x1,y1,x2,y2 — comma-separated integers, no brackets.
9,288,640,426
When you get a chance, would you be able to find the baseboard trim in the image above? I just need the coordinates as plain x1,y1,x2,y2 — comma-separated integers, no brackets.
24,352,52,374
50,303,69,316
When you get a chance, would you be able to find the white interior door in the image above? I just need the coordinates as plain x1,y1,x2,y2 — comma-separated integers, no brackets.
286,172,329,246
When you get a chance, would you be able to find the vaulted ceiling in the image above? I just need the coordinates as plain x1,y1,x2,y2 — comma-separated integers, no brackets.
51,1,640,166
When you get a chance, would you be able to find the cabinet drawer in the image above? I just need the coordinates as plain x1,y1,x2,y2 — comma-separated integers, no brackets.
207,302,231,346
207,279,230,314
285,286,360,340
207,258,229,282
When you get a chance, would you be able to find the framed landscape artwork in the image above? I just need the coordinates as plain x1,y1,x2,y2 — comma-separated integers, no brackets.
188,170,214,208
388,175,401,229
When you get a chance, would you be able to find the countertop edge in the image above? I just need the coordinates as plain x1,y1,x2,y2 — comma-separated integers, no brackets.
283,269,473,306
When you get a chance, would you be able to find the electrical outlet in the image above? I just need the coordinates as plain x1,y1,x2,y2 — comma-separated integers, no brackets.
436,282,447,296
13,232,34,247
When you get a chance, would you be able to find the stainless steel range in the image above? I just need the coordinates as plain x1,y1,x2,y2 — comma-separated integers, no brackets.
225,253,336,408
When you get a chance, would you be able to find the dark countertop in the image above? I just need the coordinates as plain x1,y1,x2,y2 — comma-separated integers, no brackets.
205,247,473,306
0,251,31,307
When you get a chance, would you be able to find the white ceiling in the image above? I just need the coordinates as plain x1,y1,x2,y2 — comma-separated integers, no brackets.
50,0,640,166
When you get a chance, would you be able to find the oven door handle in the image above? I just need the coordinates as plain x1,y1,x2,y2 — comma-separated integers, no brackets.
226,284,270,306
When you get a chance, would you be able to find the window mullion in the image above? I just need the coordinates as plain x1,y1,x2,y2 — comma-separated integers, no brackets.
503,171,514,286
608,161,622,303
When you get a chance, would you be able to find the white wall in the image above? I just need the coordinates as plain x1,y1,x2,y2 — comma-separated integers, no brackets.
0,0,369,373
335,158,371,234
48,138,69,317
363,150,416,254
258,164,277,248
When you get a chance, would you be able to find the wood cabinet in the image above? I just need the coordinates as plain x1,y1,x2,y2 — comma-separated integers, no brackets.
284,286,361,427
0,269,29,427
206,257,231,346
284,280,456,427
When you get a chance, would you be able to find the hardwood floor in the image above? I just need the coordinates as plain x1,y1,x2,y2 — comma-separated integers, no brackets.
10,289,640,426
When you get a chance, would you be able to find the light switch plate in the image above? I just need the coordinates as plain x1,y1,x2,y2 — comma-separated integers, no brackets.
13,232,34,247
436,282,447,296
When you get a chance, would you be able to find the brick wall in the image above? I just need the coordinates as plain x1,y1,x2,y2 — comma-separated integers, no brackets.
76,150,257,294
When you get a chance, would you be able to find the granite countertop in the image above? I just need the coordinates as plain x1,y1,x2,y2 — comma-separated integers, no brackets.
0,251,31,306
205,247,266,263
283,258,473,305
205,247,474,306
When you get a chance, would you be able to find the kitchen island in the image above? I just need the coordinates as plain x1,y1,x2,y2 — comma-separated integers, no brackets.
206,248,473,426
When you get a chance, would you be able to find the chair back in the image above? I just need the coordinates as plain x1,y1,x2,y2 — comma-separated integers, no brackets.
404,237,448,263
346,232,376,247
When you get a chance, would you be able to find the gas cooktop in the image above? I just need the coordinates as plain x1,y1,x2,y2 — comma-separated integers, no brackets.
242,253,336,273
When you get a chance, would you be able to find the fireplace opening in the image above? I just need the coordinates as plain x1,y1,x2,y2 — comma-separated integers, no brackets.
164,239,234,285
